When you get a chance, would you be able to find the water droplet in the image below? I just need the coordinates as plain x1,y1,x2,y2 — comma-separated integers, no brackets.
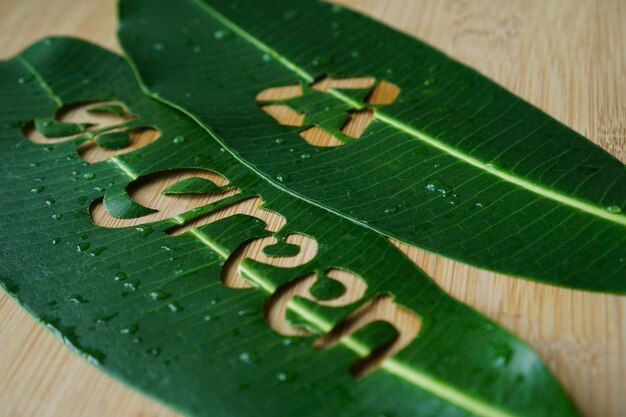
238,308,254,316
277,372,293,382
95,313,117,324
149,289,171,301
275,174,290,183
90,246,107,256
261,53,272,62
119,323,139,335
423,76,437,86
168,302,183,313
136,226,154,237
161,245,173,252
300,153,311,159
239,351,259,364
114,272,128,281
274,138,284,144
192,46,202,54
350,50,360,58
203,314,218,321
153,42,164,51
51,213,62,220
384,207,397,214
68,294,89,304
83,172,95,180
213,29,232,40
77,242,90,252
492,344,514,367
312,55,331,67
124,281,139,291
52,238,61,245
145,347,161,356
210,297,220,305
475,202,484,208
46,199,55,206
607,205,621,213
30,186,44,193
173,135,186,144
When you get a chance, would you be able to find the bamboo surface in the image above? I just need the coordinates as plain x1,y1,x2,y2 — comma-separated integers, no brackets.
0,1,625,416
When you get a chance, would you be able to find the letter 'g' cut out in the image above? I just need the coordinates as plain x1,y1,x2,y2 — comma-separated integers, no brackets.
24,101,160,163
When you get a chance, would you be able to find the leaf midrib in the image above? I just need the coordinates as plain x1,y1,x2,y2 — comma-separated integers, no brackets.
188,228,518,417
188,0,626,227
20,52,520,417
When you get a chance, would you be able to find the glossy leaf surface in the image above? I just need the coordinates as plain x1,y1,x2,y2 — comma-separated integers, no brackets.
119,0,626,292
0,39,578,417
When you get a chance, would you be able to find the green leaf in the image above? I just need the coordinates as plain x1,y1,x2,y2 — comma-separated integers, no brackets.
34,117,92,138
96,131,131,150
88,103,128,117
0,38,579,417
162,177,225,194
118,0,626,293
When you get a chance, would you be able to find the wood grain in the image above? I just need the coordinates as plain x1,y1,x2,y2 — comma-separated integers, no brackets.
0,1,624,416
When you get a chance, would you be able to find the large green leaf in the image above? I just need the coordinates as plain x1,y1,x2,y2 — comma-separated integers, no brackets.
0,38,579,417
118,0,626,293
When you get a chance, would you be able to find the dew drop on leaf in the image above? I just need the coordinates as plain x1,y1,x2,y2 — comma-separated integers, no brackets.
145,347,161,357
119,323,139,335
149,289,171,301
276,372,289,382
114,272,128,282
213,29,232,40
77,242,90,252
168,302,184,313
68,294,89,304
238,351,259,364
606,205,621,213
238,308,254,316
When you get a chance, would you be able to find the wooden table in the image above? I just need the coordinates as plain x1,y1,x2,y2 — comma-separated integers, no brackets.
0,1,624,416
